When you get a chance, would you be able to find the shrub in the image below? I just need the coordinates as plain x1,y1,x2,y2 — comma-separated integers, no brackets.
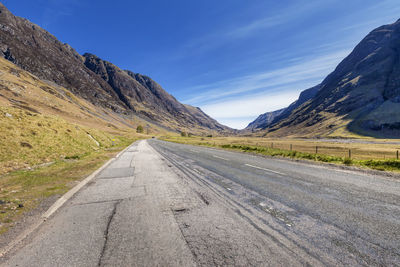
343,158,353,165
136,125,144,133
180,131,187,137
362,159,400,171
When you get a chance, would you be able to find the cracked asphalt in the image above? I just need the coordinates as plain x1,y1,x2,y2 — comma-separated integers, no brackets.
1,139,400,266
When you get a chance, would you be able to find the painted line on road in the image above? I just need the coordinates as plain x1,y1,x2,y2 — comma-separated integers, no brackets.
244,164,286,175
190,149,199,153
212,155,230,161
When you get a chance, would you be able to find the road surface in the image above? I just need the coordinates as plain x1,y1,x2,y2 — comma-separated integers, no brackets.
1,139,400,266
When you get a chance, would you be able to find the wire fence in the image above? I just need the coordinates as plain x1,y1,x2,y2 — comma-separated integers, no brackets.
253,141,400,160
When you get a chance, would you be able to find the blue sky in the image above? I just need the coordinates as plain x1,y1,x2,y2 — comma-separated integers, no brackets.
2,0,400,129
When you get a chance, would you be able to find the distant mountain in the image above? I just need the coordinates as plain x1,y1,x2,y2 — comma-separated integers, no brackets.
248,19,400,138
246,108,285,131
0,3,230,134
245,84,320,131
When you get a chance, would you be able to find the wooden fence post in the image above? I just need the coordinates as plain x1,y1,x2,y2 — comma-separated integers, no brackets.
290,144,292,151
348,149,351,159
397,150,399,160
271,142,274,149
315,146,318,154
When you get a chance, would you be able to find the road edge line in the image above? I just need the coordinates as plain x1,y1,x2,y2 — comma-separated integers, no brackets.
0,141,136,258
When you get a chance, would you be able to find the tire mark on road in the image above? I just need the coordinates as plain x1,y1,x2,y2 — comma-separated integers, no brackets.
152,144,325,266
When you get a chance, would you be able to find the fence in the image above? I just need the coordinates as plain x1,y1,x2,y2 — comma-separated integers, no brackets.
251,141,400,160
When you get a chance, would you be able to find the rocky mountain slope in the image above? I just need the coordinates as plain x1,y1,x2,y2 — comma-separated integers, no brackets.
245,108,285,131
83,53,227,132
247,19,400,138
0,3,230,134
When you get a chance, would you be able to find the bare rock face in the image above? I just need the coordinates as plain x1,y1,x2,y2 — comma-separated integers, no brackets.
249,19,400,137
0,3,230,133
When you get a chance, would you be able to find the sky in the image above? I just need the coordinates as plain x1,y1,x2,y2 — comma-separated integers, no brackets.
2,0,400,129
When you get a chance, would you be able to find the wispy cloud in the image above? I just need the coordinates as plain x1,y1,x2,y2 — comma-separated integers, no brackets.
225,1,330,39
41,0,83,28
184,48,350,106
173,0,333,60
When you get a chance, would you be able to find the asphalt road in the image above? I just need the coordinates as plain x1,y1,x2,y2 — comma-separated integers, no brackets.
149,139,400,266
1,139,400,266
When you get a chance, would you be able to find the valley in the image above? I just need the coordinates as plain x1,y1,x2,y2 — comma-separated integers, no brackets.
0,1,399,266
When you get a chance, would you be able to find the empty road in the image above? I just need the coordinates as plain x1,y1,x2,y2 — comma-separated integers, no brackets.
1,139,400,266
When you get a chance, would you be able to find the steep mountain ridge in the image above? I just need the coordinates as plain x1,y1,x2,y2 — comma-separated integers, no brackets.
83,53,228,131
0,3,124,112
0,3,230,134
248,19,400,138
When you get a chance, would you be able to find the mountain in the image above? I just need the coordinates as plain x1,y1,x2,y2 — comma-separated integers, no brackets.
82,53,228,132
248,19,400,138
246,108,285,131
0,3,230,134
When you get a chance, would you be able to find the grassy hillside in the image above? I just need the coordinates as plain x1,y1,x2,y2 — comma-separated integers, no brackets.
0,105,134,174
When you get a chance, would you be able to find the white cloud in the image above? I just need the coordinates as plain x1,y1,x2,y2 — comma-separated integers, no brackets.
201,91,300,130
215,117,256,131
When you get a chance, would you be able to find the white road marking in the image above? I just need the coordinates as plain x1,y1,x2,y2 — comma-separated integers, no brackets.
244,164,285,175
193,169,202,174
190,149,199,153
212,155,229,161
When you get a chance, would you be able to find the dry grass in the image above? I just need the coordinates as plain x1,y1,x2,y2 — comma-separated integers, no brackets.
0,106,135,175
